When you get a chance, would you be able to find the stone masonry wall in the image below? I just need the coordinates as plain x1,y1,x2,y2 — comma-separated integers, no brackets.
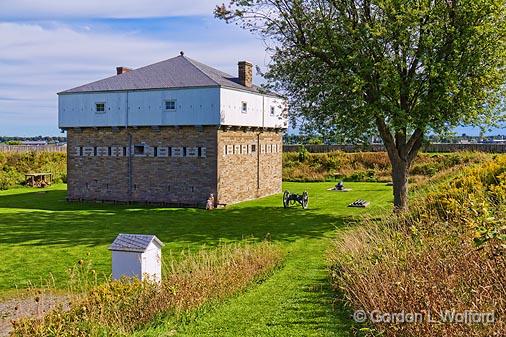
67,127,282,206
67,126,217,205
217,129,282,205
258,132,283,197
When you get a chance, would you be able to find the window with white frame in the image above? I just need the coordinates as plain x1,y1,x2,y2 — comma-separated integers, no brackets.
164,100,176,111
95,102,105,113
241,101,248,114
270,106,275,116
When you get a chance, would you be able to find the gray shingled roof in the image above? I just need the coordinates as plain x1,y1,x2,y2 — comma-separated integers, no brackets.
109,234,164,253
59,54,271,95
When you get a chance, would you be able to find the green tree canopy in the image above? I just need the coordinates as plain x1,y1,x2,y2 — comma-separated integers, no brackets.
216,0,506,209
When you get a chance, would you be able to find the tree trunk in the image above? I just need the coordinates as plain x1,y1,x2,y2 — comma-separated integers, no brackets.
375,118,424,211
391,157,409,211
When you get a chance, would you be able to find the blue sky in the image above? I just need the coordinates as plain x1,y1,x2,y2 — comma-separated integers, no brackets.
0,0,270,136
0,0,503,136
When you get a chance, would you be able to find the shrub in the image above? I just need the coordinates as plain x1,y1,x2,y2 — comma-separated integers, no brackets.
11,242,284,337
297,145,309,162
328,155,506,337
0,151,66,190
283,151,488,183
344,170,376,182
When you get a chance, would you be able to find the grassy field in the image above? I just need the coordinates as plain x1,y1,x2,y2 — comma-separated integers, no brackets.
0,182,392,335
165,239,350,337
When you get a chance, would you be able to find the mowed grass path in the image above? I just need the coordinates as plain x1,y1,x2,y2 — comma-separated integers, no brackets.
0,182,391,335
160,239,348,337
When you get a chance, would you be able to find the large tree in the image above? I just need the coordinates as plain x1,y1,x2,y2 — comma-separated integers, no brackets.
216,0,506,210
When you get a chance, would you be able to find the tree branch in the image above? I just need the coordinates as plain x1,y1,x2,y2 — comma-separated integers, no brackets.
375,117,398,160
406,128,424,163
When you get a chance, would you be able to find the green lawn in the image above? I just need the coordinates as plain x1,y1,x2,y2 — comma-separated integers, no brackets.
0,182,392,335
138,238,352,337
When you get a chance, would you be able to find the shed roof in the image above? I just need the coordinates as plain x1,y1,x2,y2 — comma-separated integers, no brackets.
109,234,164,253
59,54,274,96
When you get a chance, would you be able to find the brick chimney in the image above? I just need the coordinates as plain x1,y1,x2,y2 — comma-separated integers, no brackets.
238,61,253,87
116,67,132,75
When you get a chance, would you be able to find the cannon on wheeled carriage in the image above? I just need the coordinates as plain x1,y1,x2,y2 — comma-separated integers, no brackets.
283,190,309,209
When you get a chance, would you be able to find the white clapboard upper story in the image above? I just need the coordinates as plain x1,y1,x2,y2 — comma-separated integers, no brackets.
58,53,288,129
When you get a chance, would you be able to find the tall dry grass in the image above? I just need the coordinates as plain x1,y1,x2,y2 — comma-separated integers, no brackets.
10,242,284,337
329,156,506,337
283,150,489,183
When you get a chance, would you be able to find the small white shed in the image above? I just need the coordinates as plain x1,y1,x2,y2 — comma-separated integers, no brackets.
109,234,164,283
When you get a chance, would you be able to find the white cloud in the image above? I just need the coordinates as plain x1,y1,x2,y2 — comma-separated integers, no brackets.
0,0,219,19
0,22,269,135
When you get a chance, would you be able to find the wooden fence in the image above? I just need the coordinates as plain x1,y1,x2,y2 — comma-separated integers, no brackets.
283,143,506,153
2,143,505,154
0,144,67,153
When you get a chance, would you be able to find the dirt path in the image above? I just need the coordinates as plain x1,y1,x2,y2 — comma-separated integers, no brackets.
0,293,69,337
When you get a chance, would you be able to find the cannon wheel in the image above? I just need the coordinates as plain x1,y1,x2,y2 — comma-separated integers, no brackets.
283,190,290,208
302,191,309,209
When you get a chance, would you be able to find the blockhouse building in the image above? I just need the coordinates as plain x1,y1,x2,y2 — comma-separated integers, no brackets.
58,53,287,206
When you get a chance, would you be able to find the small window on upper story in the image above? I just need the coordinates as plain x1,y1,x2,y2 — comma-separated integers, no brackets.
95,103,105,113
270,106,275,116
241,101,248,114
165,100,176,111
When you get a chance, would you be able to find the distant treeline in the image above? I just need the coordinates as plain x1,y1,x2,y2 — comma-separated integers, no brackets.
0,136,67,144
283,143,506,153
283,133,506,145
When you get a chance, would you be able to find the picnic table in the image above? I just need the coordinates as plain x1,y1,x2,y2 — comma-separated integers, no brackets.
25,173,52,188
